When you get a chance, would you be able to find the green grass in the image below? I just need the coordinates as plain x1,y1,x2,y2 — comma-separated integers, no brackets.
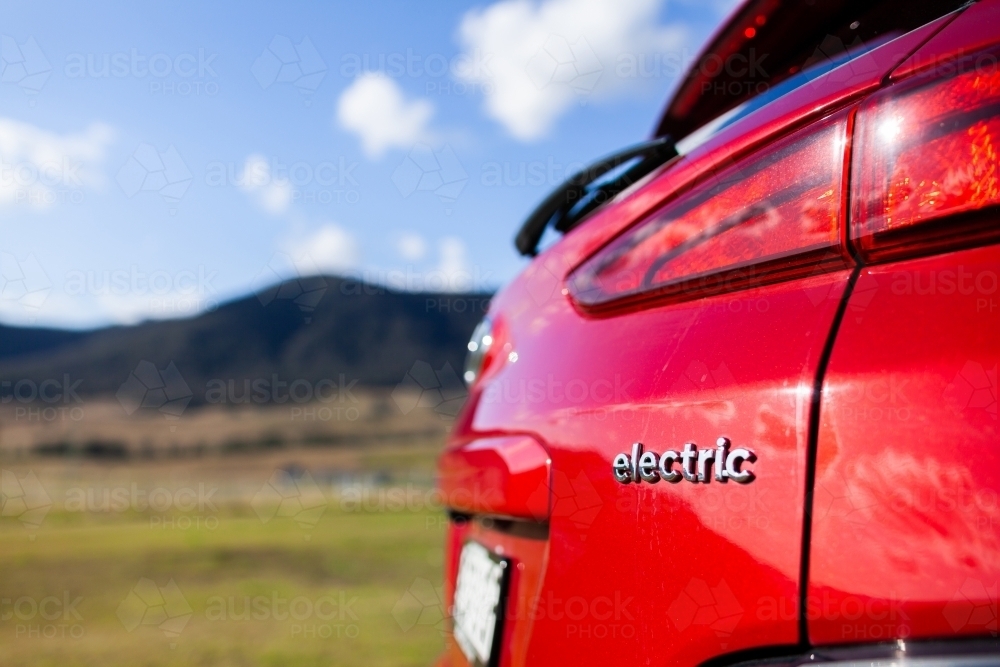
0,504,446,667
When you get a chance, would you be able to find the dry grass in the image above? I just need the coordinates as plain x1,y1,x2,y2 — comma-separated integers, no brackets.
0,399,452,666
0,389,448,458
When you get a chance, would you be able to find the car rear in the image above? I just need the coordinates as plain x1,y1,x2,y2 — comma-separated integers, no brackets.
437,1,1000,665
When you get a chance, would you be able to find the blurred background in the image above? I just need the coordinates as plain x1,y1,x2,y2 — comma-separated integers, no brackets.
0,0,733,664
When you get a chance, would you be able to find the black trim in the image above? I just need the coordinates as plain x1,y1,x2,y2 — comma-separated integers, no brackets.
515,136,677,257
448,509,473,524
858,207,1000,266
476,516,550,540
701,638,1000,667
700,644,808,667
799,261,863,644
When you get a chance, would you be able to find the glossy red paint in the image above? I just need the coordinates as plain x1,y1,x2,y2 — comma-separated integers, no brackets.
458,267,850,665
438,435,551,520
892,0,1000,80
435,2,1000,666
808,243,1000,645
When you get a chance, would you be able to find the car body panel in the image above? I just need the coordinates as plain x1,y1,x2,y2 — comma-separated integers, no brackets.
892,0,1000,80
808,243,1000,645
451,265,851,664
438,435,551,520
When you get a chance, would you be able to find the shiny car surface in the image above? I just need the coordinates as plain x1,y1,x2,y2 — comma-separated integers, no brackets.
437,1,1000,665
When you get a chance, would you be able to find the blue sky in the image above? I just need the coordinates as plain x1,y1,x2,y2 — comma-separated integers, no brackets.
0,0,735,329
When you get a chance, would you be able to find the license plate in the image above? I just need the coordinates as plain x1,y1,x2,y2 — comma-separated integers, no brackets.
452,541,509,667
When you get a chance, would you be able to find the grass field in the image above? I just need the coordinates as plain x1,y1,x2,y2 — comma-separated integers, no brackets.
0,403,451,667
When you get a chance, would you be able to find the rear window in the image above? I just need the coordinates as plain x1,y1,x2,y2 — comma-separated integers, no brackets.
675,33,893,154
658,0,970,142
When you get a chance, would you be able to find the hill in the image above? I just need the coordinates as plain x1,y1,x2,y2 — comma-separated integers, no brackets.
0,275,490,404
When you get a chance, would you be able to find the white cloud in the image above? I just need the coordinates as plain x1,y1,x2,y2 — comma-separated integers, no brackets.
395,232,427,261
0,271,217,329
456,0,687,140
434,236,473,292
238,154,293,215
371,236,486,293
336,74,434,159
285,223,360,276
0,118,114,208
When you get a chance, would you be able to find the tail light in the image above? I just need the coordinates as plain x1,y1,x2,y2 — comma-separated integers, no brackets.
851,48,1000,259
568,111,851,309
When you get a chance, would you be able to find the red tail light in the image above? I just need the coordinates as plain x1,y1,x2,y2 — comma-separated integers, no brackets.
851,48,1000,259
568,111,851,309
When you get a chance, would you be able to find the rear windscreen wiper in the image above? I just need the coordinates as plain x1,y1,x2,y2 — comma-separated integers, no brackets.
515,136,678,257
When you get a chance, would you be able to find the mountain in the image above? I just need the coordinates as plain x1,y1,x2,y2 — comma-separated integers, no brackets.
0,276,491,403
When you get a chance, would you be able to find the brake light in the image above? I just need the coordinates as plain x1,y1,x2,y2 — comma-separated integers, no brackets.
568,111,850,309
852,49,1000,258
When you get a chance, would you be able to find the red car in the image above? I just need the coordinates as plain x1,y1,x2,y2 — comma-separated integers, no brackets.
438,0,1000,665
